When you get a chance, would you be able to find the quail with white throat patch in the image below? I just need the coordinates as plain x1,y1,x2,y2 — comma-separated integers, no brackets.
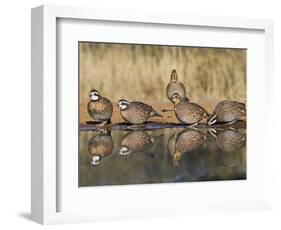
118,99,163,125
87,89,113,125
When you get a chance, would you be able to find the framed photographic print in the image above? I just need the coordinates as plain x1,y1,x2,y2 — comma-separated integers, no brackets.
31,5,274,224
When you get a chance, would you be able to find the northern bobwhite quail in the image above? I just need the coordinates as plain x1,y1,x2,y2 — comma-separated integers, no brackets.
118,99,163,125
166,69,188,102
87,89,113,125
170,93,209,126
208,100,246,125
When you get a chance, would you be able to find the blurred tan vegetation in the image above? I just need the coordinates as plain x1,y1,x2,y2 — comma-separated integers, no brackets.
79,42,246,103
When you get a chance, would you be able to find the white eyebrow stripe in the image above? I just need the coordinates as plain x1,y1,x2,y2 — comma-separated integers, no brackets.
90,91,99,95
119,100,129,104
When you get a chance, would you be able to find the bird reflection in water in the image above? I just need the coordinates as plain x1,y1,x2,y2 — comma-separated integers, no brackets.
80,127,246,186
208,128,246,152
88,129,113,166
119,130,158,156
168,128,207,166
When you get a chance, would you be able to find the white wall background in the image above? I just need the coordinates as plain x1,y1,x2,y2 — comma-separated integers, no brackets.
0,0,280,229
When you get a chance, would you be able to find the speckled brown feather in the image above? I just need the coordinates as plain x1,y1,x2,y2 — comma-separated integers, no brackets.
88,132,113,158
175,129,206,153
167,132,177,157
120,102,162,124
121,131,154,153
87,97,113,122
213,100,246,122
215,129,246,152
174,100,209,124
166,81,186,102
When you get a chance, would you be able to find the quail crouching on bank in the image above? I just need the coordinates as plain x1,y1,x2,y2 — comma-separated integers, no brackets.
208,100,246,125
170,93,209,127
87,89,113,125
117,99,163,125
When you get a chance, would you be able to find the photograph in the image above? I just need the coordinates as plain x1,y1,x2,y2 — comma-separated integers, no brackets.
78,42,247,187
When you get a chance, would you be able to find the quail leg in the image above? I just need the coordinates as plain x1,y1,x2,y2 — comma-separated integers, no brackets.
96,120,109,126
225,120,238,125
208,128,217,139
208,114,217,126
187,126,199,131
186,123,198,128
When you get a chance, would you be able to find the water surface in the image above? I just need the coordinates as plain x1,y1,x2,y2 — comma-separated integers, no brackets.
79,128,246,187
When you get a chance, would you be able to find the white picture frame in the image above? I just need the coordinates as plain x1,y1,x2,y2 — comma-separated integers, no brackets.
31,4,274,225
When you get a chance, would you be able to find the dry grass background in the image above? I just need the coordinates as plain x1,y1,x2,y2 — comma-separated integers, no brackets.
79,42,246,123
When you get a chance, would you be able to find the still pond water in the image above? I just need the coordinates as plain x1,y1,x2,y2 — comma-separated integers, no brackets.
79,128,246,187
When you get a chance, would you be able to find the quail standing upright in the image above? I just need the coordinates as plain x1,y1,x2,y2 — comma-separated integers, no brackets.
208,100,246,125
166,69,188,102
170,93,209,126
87,89,113,125
118,99,163,125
